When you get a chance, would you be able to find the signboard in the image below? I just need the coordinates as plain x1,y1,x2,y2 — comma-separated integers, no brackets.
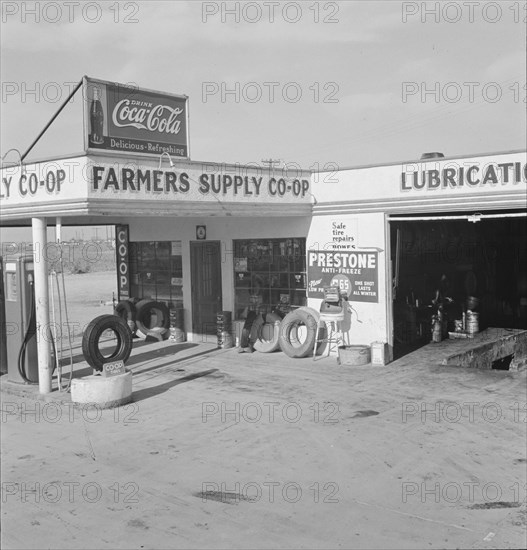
309,152,527,208
196,225,206,240
309,218,358,251
115,224,130,301
84,77,189,158
102,360,125,378
400,161,527,192
89,163,310,201
307,250,379,303
234,257,247,272
0,156,88,208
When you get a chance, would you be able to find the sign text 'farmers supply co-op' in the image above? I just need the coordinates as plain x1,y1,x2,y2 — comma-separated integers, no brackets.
308,250,379,303
91,166,310,198
85,77,189,158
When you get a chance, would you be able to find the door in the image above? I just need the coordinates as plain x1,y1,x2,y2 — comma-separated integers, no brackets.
190,241,222,335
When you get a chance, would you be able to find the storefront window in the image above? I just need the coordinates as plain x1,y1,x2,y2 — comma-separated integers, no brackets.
233,238,306,318
129,241,183,308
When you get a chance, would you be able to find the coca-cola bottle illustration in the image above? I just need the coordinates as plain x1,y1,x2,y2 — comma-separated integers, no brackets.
89,87,104,146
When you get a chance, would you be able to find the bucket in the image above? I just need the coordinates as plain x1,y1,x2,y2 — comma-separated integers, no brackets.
432,319,442,342
217,311,233,348
171,307,185,328
337,345,371,366
169,327,186,343
169,308,186,342
371,342,388,366
466,312,479,334
218,331,233,349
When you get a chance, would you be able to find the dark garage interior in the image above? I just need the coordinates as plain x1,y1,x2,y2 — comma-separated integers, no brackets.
391,212,527,359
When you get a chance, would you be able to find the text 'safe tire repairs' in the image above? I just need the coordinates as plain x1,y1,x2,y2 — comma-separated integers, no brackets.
278,307,318,358
252,312,282,353
82,314,133,371
135,299,170,339
114,299,137,334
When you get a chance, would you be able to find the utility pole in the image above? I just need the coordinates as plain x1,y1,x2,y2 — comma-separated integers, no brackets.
262,158,281,177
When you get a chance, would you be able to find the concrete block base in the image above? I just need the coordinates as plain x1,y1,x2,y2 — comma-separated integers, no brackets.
71,370,133,409
442,328,527,370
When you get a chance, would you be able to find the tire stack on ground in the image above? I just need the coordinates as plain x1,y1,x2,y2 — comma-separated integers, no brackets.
217,311,233,349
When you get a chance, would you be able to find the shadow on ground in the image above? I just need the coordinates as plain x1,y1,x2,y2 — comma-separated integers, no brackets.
58,339,194,368
131,368,219,402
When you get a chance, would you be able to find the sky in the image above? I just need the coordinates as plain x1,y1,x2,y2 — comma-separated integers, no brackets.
0,0,526,241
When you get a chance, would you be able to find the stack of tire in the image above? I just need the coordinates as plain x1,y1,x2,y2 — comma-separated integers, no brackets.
242,306,322,358
169,307,186,343
114,298,171,342
217,311,234,349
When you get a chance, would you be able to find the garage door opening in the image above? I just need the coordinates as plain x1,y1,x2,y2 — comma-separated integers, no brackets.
390,212,527,360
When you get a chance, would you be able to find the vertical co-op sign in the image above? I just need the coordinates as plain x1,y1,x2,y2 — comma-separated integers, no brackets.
115,224,130,302
83,76,189,158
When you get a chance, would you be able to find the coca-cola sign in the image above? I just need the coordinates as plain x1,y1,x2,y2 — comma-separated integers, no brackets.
84,77,188,158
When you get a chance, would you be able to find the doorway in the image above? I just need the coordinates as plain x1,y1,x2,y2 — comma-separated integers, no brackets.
190,241,222,335
390,212,527,359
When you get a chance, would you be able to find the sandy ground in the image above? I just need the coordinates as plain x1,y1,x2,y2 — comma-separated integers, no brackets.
49,271,117,344
2,341,526,549
1,271,526,549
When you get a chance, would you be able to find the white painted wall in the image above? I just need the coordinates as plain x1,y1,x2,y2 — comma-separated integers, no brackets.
124,215,312,341
306,212,389,351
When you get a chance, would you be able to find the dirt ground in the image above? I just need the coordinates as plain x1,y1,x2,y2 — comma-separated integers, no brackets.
1,271,526,549
1,337,526,549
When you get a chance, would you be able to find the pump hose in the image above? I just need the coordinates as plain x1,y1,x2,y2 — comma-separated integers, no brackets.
17,281,38,384
57,267,73,391
50,271,62,388
49,261,74,392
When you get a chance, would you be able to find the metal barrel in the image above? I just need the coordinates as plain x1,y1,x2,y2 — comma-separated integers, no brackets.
466,312,479,334
217,311,233,348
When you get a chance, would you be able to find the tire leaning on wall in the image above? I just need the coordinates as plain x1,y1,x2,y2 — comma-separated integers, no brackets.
278,307,319,358
252,312,282,353
114,299,138,335
134,299,171,340
82,314,133,371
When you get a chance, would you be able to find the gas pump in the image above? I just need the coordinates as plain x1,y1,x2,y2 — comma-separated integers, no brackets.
1,254,39,383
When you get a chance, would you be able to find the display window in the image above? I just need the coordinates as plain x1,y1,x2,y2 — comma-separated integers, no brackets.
129,241,183,308
233,238,306,318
